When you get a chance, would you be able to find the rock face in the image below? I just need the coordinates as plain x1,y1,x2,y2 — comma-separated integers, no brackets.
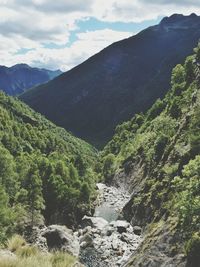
124,218,187,267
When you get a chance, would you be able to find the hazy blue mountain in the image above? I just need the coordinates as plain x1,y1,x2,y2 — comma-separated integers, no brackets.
0,63,62,95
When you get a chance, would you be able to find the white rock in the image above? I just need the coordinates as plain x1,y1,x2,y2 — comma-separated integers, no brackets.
82,216,108,230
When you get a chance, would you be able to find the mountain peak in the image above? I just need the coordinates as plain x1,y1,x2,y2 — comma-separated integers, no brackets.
0,64,62,96
11,63,31,70
160,13,199,26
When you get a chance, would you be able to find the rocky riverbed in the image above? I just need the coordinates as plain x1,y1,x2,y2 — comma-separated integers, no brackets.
78,183,142,267
27,183,142,267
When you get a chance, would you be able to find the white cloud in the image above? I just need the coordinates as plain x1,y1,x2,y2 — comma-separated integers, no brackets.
91,0,200,22
0,0,200,70
0,29,132,71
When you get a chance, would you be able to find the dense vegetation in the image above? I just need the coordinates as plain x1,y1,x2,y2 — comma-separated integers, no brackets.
21,14,200,148
0,92,97,243
1,19,200,267
101,45,200,265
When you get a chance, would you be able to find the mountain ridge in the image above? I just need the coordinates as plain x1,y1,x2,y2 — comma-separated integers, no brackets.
21,14,200,148
0,63,62,96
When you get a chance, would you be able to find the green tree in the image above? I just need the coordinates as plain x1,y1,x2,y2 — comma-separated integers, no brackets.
194,42,200,62
0,146,18,201
80,183,91,202
0,186,14,242
171,64,185,85
25,168,45,226
173,156,200,230
184,56,195,83
103,154,116,183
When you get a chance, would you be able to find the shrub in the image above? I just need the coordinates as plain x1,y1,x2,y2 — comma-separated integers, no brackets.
6,235,26,253
0,236,78,267
16,245,39,258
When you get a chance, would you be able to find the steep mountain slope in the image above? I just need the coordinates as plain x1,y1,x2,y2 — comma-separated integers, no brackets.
21,13,200,147
101,46,200,266
0,64,62,96
0,91,97,242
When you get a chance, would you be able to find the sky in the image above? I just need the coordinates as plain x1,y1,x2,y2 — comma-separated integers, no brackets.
0,0,200,71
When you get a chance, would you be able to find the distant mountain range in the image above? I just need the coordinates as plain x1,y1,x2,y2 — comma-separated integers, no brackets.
21,13,200,147
0,64,62,96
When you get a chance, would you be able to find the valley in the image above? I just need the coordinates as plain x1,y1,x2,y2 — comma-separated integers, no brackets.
0,11,199,267
20,14,200,147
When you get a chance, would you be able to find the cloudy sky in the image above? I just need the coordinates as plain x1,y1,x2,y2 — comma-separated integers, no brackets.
0,0,200,71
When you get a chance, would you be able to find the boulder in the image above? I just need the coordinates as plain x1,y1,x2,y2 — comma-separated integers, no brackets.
110,220,130,233
82,216,108,230
112,235,119,250
42,225,79,256
80,233,94,248
133,226,142,236
103,226,115,236
121,233,132,243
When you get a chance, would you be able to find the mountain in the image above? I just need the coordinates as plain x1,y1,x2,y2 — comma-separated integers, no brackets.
21,14,200,147
101,45,200,266
0,63,62,96
0,91,97,242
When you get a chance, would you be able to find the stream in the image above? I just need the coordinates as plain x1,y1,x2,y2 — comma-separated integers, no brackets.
25,183,142,267
79,183,142,267
94,183,130,221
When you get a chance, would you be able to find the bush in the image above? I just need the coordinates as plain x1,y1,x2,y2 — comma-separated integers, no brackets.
0,236,78,267
16,245,39,258
6,235,26,253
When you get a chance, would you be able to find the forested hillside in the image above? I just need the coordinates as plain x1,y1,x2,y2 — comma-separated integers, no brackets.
21,14,200,147
0,92,97,243
100,45,200,266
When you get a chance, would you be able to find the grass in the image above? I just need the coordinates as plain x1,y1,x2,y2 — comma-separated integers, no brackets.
51,252,77,267
0,235,79,267
16,245,39,258
6,235,26,253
